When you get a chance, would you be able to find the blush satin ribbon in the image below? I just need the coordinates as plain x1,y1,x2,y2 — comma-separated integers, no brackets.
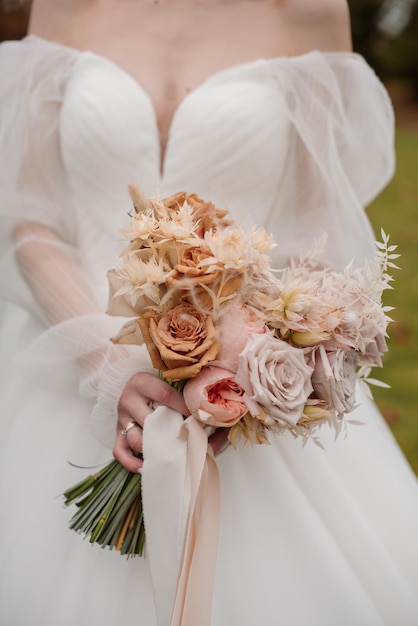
142,406,221,626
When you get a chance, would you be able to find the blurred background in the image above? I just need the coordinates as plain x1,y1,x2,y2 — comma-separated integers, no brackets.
1,0,418,474
350,0,418,476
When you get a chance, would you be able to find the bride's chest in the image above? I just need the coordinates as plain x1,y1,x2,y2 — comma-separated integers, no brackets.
64,1,302,166
60,53,293,205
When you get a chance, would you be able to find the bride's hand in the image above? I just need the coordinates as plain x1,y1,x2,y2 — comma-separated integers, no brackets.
113,372,189,473
114,371,231,472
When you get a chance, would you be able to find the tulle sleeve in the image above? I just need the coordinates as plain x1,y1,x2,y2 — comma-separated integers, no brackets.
266,52,395,271
0,40,153,448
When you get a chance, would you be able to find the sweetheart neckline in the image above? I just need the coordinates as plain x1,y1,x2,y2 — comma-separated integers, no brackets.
25,35,362,178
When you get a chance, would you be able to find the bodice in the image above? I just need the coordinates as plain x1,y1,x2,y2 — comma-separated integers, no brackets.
61,50,292,231
0,37,395,307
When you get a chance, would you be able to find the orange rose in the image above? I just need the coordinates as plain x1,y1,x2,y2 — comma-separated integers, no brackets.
167,246,244,311
167,245,219,287
138,303,220,381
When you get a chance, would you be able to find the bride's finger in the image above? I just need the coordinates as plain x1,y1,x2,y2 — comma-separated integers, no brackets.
113,424,144,473
119,395,155,429
126,372,190,416
118,392,154,428
124,420,143,453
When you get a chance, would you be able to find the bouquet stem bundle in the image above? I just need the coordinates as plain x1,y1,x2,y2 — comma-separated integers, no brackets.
63,457,145,557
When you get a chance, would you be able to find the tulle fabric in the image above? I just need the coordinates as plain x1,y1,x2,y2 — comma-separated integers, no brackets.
1,36,418,626
0,38,156,435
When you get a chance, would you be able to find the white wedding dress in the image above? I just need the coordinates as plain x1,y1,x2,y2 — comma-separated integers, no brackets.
1,36,418,626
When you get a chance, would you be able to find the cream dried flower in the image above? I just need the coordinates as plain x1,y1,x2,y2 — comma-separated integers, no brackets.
249,226,276,255
158,203,201,242
111,254,168,308
121,211,158,242
201,228,267,272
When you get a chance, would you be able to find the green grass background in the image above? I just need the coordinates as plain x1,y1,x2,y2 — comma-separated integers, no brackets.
367,127,418,475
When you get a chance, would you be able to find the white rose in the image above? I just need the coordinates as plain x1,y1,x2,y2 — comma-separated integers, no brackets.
236,334,314,427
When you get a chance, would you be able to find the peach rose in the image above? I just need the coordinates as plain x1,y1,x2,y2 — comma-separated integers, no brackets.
183,366,248,427
138,303,220,381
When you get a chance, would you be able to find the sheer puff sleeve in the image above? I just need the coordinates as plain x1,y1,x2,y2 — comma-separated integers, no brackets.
0,39,153,448
265,52,395,271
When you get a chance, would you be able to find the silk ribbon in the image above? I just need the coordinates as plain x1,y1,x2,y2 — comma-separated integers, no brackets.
142,407,221,626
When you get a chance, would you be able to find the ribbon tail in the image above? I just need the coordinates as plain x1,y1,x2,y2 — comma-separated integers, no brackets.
142,406,188,626
170,415,221,626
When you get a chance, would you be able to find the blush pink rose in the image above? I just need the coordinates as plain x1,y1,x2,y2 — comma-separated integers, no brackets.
359,332,388,368
216,303,266,373
183,366,248,428
236,334,314,427
311,347,359,416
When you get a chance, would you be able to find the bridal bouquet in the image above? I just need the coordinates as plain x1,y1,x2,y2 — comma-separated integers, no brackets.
64,188,397,556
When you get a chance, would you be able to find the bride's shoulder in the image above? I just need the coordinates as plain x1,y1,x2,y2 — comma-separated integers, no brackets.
284,0,352,53
28,0,93,42
286,0,349,17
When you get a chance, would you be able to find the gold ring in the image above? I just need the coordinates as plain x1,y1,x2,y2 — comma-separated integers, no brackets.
121,421,139,437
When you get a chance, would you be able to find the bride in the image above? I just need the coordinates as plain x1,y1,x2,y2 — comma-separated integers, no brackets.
1,0,418,624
